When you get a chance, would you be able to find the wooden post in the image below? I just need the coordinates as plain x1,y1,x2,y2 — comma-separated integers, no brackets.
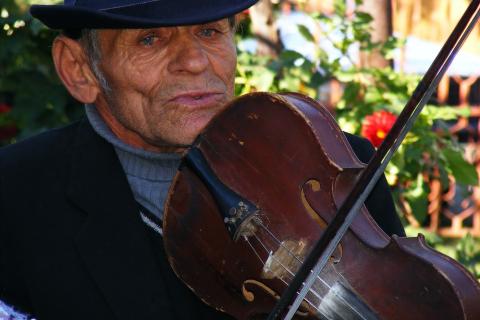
359,0,393,68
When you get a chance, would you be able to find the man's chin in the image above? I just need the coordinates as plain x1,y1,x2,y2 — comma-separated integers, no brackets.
148,131,200,152
184,111,222,137
149,105,228,152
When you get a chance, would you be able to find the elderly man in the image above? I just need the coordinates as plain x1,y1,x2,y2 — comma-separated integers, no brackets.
0,1,404,319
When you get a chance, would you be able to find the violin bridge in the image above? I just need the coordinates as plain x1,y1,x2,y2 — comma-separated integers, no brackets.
261,239,308,280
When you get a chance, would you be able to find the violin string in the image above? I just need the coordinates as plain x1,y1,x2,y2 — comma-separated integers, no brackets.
243,236,324,315
250,234,324,301
250,233,325,301
252,221,367,319
244,234,269,265
255,221,332,288
258,222,315,265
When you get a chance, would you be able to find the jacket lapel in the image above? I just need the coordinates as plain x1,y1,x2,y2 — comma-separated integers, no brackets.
66,119,174,320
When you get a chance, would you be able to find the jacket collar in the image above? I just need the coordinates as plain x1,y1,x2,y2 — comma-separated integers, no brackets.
66,119,174,320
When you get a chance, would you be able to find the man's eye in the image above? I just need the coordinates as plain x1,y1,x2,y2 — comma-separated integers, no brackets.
140,34,157,46
199,28,217,38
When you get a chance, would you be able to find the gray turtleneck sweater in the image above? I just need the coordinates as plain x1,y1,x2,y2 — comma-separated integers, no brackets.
85,104,181,221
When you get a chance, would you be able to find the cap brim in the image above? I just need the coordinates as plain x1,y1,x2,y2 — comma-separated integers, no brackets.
30,0,257,29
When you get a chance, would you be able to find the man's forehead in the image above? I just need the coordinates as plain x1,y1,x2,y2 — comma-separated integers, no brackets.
104,18,231,37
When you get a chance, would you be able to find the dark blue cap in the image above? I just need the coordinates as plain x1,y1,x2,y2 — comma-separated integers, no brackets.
30,0,258,29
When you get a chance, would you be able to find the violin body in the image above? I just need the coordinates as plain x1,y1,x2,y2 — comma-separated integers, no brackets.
163,92,480,319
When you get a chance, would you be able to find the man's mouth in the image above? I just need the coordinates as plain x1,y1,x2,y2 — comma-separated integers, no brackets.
169,91,224,108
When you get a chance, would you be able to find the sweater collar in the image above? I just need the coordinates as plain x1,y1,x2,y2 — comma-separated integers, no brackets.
85,104,181,180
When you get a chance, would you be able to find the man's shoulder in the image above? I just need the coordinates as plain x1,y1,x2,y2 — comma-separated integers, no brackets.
343,131,375,164
0,119,85,171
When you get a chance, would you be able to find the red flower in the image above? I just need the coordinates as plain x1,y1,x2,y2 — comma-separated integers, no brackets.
0,103,17,141
361,110,397,148
0,103,12,113
0,125,17,141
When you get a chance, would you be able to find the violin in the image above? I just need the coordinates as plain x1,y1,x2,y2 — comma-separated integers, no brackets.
164,92,480,319
163,1,480,319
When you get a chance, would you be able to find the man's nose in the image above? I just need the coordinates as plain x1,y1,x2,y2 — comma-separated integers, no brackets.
168,37,209,75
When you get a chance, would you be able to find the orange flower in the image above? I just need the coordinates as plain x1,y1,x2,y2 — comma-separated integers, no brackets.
361,110,397,148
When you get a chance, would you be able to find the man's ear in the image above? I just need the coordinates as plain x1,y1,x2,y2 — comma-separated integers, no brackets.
51,35,100,104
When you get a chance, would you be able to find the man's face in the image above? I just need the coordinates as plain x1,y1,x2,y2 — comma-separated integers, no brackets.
92,19,236,150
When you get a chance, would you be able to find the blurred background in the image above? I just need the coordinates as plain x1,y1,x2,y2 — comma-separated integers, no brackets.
1,0,479,278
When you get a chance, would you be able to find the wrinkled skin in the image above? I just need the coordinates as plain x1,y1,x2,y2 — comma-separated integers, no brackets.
53,19,236,152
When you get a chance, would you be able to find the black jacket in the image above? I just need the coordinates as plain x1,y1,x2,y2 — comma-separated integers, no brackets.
0,118,404,319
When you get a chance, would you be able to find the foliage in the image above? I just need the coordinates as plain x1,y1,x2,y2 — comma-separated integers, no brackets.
235,0,478,230
406,226,480,278
455,233,480,278
0,0,83,145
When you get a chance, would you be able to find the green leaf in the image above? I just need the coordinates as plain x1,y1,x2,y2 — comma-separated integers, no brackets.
251,68,275,91
335,70,356,82
280,50,305,64
424,105,470,120
442,148,479,186
403,174,429,223
355,12,374,25
297,24,315,43
405,226,443,246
